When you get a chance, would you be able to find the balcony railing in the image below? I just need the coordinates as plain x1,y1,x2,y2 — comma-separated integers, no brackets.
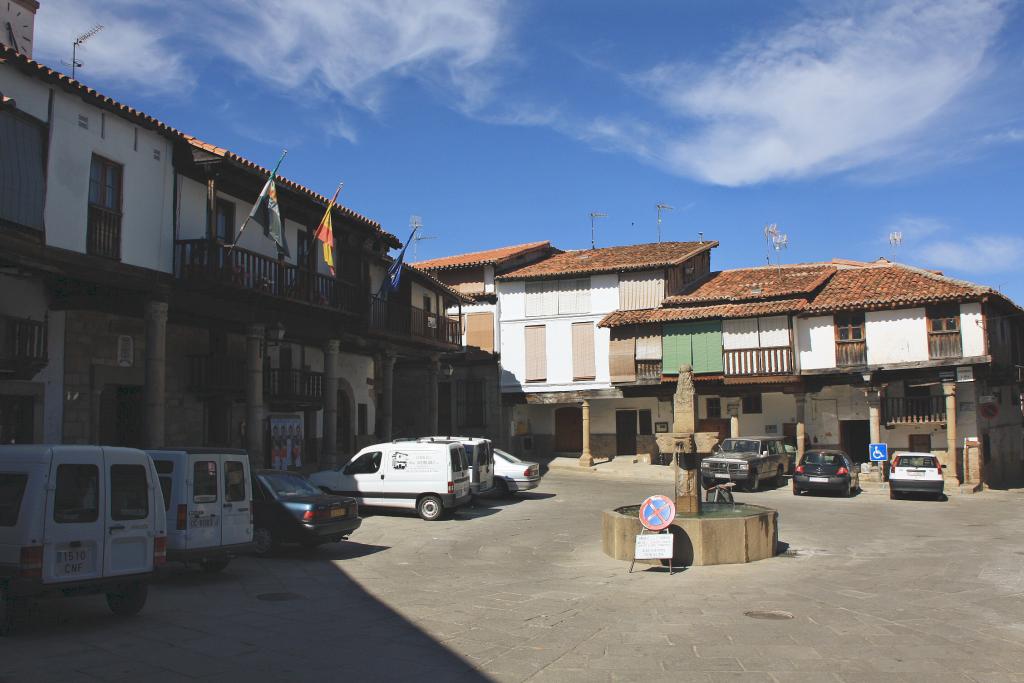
187,355,245,396
723,346,793,376
636,359,662,382
174,240,363,314
86,205,122,260
836,340,867,367
883,396,946,425
369,295,462,346
0,315,47,377
928,332,962,360
265,368,324,406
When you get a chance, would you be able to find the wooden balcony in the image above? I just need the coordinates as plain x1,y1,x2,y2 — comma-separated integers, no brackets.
368,295,462,347
928,332,962,360
187,356,324,407
174,240,363,314
265,368,324,407
883,396,946,425
636,359,662,382
723,346,793,377
86,204,122,260
0,315,47,379
836,340,867,367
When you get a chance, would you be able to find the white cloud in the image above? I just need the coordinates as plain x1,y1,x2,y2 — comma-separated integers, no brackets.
982,127,1024,144
918,234,1024,274
621,0,1008,186
327,115,359,145
883,216,950,242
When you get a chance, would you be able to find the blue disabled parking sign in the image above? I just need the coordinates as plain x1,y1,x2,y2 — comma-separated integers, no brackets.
869,443,888,462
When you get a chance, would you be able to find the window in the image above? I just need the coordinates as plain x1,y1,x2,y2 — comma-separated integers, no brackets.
0,473,28,527
524,325,547,382
87,154,123,259
225,461,246,502
357,403,368,436
296,229,312,268
927,304,959,333
834,312,865,341
706,397,722,419
926,304,962,359
89,155,122,212
53,464,99,524
558,278,591,314
525,281,558,317
457,380,485,427
110,464,149,521
742,394,762,414
423,295,432,314
214,198,235,242
638,410,653,436
155,460,174,511
465,312,495,353
344,451,382,475
571,322,596,380
193,461,218,503
0,110,46,231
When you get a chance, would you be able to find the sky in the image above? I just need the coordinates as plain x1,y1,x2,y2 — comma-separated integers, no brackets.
30,0,1024,303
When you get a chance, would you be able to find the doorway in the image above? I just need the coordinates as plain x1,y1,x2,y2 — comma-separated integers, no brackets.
99,385,144,447
0,395,34,444
337,391,352,455
554,406,582,452
698,418,731,443
616,410,637,456
438,382,452,435
840,419,871,463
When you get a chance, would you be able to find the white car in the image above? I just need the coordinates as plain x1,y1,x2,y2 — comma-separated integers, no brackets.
491,448,540,497
889,452,945,500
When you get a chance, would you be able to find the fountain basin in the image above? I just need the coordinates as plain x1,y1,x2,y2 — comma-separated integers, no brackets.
602,502,778,567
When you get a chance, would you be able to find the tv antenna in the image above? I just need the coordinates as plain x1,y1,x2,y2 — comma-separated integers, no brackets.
888,231,902,262
62,24,104,80
764,223,788,281
589,212,607,249
655,203,673,242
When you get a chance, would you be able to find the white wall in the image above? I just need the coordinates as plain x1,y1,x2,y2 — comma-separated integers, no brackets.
865,308,928,365
0,66,49,120
796,315,836,370
697,391,796,436
960,303,985,357
484,265,495,294
340,352,376,439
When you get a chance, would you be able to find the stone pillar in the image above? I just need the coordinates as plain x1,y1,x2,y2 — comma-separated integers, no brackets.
794,392,807,464
943,381,959,483
245,324,265,468
730,414,740,438
864,386,882,477
322,339,340,466
427,355,440,435
143,300,168,448
378,351,396,441
578,399,593,467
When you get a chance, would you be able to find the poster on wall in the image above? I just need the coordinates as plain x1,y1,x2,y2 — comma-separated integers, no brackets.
270,414,304,470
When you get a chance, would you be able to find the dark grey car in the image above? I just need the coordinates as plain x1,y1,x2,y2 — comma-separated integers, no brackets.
792,450,859,497
700,437,794,491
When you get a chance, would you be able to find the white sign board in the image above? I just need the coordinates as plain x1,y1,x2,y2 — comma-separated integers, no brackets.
634,534,673,560
956,366,974,383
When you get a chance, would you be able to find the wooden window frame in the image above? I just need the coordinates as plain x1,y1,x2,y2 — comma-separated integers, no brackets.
706,397,722,419
86,154,124,260
213,197,235,243
834,312,865,342
742,394,762,414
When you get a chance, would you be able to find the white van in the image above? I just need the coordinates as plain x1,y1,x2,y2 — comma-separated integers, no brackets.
416,437,495,496
147,448,253,572
310,441,470,521
0,445,167,635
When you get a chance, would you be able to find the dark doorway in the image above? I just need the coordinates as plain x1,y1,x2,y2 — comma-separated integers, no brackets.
438,382,452,435
205,398,232,447
698,418,731,443
554,406,582,453
338,391,352,455
840,419,871,463
908,433,931,453
99,385,144,447
616,410,637,456
0,395,34,444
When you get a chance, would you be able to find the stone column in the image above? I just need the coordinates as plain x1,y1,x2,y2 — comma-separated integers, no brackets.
578,399,594,467
378,351,396,441
794,392,807,464
143,300,168,449
943,381,959,483
426,355,440,435
864,386,882,478
245,324,265,468
730,414,740,438
322,339,340,466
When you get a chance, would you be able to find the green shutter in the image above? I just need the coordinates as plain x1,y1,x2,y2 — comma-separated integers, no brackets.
662,323,693,375
690,321,723,374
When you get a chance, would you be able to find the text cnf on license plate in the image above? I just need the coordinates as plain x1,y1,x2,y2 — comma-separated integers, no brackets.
56,548,90,575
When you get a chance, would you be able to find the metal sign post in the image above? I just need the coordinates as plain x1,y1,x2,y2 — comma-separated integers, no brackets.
631,495,676,575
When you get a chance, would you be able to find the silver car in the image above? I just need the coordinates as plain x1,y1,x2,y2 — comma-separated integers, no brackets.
492,448,540,496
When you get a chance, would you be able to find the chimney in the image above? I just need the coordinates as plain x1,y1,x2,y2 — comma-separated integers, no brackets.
2,0,39,58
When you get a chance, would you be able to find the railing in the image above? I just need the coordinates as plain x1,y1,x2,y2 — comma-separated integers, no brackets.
0,315,47,365
265,368,324,405
723,346,793,376
836,340,867,366
368,295,461,346
636,359,662,381
883,396,946,424
187,355,245,395
928,332,962,360
174,240,363,314
86,205,122,260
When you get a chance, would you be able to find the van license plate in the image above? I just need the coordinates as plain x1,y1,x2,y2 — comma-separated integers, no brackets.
55,547,91,576
908,470,924,477
809,477,828,483
330,507,344,518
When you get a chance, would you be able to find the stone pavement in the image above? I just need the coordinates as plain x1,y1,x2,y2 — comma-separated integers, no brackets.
2,471,1024,682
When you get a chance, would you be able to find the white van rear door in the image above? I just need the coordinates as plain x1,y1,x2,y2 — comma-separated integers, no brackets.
187,455,221,550
221,456,252,546
43,447,105,584
102,447,155,577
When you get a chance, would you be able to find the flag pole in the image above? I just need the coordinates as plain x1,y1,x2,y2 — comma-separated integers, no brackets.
228,148,288,253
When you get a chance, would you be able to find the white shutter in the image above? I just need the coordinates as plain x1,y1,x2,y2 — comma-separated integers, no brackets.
571,322,596,380
758,316,790,347
635,327,662,360
723,318,759,349
618,271,665,310
558,278,591,315
524,325,547,381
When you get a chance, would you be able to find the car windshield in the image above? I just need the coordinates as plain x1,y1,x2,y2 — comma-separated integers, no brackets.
804,452,842,465
718,439,760,454
259,473,320,497
494,448,521,464
896,455,936,469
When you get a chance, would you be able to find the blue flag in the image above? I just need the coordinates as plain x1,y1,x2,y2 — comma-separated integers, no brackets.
379,225,418,299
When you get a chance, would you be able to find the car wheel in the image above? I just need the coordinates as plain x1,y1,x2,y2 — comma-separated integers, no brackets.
200,558,231,573
842,482,852,498
253,527,276,556
417,494,444,521
494,478,511,498
106,581,148,617
748,470,760,492
792,484,800,496
889,487,897,500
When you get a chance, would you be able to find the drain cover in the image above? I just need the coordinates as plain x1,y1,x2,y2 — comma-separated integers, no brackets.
744,610,794,620
256,592,303,602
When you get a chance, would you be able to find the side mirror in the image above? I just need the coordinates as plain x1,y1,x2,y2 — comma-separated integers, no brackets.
763,450,770,457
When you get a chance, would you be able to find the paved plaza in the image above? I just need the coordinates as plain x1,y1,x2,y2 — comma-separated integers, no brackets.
3,469,1024,682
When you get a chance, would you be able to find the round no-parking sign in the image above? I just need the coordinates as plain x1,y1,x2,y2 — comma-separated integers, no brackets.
639,495,676,531
979,402,999,420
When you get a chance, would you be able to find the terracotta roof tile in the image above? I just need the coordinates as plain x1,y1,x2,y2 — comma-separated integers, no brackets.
803,264,993,314
600,299,808,328
497,241,717,281
665,264,836,305
403,263,474,303
412,241,554,271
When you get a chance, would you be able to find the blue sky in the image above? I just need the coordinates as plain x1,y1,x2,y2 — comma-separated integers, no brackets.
33,0,1024,302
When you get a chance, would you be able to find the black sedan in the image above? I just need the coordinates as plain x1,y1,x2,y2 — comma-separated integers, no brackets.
792,450,860,497
251,470,361,555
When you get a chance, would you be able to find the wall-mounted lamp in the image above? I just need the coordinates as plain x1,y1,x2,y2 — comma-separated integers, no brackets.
441,363,455,378
267,322,286,345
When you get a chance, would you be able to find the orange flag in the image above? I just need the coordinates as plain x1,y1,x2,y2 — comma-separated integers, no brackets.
314,183,343,275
